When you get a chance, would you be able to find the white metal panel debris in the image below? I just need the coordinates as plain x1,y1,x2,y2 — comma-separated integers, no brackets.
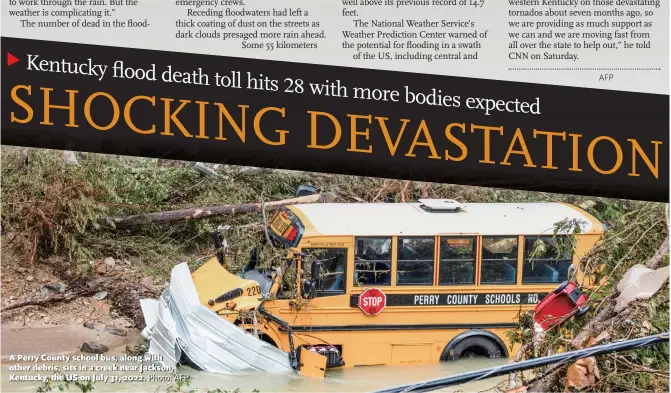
615,264,670,313
141,263,293,374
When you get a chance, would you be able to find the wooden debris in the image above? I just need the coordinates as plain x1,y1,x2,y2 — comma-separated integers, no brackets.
108,193,335,228
1,287,99,312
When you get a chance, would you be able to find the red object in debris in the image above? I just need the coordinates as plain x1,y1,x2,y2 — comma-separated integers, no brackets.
534,281,590,331
358,288,387,316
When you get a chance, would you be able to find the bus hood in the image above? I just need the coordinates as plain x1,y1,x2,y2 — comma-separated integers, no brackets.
139,262,293,374
191,257,267,313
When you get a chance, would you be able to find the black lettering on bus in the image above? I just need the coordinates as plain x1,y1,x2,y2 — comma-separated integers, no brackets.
356,293,546,307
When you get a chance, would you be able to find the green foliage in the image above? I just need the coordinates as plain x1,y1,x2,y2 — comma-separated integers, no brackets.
2,148,111,264
1,148,312,274
35,376,94,393
167,375,195,393
165,376,259,393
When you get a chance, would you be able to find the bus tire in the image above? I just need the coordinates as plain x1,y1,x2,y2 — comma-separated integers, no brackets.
442,334,505,361
245,329,278,347
260,333,279,348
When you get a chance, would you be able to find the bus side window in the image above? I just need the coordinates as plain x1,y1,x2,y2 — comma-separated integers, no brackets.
481,237,518,285
522,236,573,284
354,237,392,286
302,248,348,296
439,237,476,285
397,237,435,285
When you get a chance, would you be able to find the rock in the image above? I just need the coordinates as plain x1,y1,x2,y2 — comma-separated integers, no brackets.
118,317,135,328
17,267,28,274
104,257,116,267
106,327,127,337
5,232,18,243
140,276,154,289
25,275,34,282
80,342,109,354
9,296,15,300
84,321,95,329
63,151,80,166
92,291,108,300
93,262,107,275
40,276,50,283
90,299,111,316
41,283,67,296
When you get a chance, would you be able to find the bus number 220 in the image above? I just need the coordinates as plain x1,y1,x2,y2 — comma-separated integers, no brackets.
247,286,261,296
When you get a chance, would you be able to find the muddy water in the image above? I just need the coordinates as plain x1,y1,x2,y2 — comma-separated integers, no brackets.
2,357,508,393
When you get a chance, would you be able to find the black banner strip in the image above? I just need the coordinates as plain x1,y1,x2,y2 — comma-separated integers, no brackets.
350,293,547,307
2,37,668,201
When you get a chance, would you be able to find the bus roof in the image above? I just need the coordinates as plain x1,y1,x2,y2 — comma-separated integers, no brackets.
286,202,604,238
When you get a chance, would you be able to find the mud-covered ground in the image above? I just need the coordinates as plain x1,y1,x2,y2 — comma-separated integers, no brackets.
1,244,149,359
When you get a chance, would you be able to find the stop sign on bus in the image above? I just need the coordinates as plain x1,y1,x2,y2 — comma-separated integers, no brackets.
358,288,387,315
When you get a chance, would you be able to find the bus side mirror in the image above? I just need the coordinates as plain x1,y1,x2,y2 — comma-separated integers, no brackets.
301,280,317,299
311,261,321,285
300,261,321,299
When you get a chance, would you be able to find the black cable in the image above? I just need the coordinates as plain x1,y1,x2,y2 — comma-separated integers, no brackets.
372,332,669,393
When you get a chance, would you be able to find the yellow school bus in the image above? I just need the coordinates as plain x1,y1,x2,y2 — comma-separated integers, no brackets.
191,199,605,369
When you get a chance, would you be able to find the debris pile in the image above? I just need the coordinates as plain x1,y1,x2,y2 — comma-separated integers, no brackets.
508,235,669,393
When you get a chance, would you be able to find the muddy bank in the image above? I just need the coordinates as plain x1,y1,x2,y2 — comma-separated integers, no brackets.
1,324,142,363
1,246,150,371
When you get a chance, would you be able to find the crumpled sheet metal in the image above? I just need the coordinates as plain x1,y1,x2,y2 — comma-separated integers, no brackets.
140,262,293,374
615,264,670,313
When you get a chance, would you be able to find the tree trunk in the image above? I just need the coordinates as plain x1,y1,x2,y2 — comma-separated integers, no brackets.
1,288,99,312
108,193,333,228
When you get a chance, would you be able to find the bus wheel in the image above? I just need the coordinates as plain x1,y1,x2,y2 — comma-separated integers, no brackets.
443,337,502,361
247,330,279,348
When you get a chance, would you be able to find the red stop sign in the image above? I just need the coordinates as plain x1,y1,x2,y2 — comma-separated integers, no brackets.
358,288,387,315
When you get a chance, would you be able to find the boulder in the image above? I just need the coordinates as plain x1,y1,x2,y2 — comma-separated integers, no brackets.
80,342,109,354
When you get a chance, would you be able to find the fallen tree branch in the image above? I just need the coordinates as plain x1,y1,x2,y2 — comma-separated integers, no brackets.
1,288,99,312
645,236,669,269
507,343,529,390
108,193,335,228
